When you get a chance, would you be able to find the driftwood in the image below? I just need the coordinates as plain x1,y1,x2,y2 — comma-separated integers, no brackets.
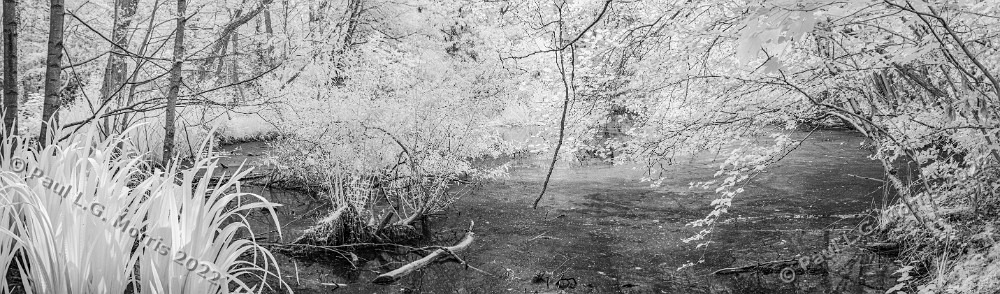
372,225,475,285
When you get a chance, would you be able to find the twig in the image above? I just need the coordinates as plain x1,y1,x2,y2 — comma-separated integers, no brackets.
320,282,347,288
504,0,613,60
846,174,884,183
444,250,497,277
465,264,497,278
527,232,561,242
294,261,301,286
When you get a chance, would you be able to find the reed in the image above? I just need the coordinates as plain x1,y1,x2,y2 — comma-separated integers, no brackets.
0,124,286,293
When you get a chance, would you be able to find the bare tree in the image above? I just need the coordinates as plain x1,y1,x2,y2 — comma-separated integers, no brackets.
163,0,186,164
2,0,17,135
39,0,65,146
100,0,137,137
201,0,274,78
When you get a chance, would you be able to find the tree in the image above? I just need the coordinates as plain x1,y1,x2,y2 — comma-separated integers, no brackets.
99,0,137,138
2,0,17,136
38,0,64,146
163,0,186,165
199,0,273,80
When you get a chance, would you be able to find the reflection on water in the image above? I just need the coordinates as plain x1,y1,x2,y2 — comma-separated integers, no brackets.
228,130,898,293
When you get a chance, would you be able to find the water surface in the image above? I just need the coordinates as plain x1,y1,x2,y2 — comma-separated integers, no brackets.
226,129,897,293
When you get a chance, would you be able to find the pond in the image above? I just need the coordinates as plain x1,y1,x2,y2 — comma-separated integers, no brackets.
223,129,899,294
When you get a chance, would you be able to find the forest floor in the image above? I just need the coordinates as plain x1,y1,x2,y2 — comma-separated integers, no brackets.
221,129,897,294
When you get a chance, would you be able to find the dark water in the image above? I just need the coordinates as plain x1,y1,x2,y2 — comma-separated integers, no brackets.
225,129,898,293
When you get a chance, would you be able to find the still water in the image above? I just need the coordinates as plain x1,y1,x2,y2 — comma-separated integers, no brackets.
228,129,897,293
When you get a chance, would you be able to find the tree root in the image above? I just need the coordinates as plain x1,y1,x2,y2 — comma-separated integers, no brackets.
292,205,422,248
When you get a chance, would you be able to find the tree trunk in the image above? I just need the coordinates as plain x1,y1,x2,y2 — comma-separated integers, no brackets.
331,0,363,86
229,33,246,103
263,7,273,34
100,0,137,137
163,0,186,165
342,0,362,49
2,0,18,136
201,0,273,78
38,0,65,146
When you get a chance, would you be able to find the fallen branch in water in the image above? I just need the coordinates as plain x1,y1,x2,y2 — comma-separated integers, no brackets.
372,222,476,285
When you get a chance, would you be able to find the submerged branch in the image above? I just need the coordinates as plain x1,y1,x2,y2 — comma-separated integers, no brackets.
372,222,476,285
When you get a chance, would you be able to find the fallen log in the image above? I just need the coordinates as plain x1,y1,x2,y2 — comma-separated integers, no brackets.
372,227,475,285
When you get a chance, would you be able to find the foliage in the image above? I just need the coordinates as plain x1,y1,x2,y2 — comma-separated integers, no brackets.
5,0,1000,291
491,0,1000,290
248,1,527,228
0,125,286,293
139,153,285,293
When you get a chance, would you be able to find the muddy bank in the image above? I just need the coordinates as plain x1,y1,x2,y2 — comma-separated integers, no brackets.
228,129,895,293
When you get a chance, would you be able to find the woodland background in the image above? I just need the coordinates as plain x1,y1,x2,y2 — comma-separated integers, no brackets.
0,0,998,293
